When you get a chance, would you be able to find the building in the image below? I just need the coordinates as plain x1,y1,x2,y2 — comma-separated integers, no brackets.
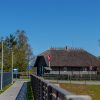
34,47,100,76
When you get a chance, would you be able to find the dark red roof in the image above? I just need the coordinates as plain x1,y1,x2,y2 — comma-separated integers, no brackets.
35,48,100,67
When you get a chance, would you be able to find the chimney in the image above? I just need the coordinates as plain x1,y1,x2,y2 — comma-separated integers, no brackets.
65,46,67,50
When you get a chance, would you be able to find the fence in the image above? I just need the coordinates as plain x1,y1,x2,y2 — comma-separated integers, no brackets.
0,72,12,88
49,71,97,75
43,72,100,80
13,72,30,79
31,74,91,100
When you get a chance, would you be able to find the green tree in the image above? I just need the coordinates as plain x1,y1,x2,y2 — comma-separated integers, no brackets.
0,30,34,72
2,34,17,71
15,30,33,71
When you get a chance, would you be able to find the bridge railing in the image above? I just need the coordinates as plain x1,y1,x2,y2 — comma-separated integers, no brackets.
31,74,91,100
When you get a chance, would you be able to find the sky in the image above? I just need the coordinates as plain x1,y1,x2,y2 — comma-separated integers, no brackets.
0,0,100,56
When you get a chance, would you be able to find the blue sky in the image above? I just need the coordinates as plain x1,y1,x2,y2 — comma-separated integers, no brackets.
0,0,100,56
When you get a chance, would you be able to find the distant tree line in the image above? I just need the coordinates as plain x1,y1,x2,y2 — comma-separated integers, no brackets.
0,30,34,72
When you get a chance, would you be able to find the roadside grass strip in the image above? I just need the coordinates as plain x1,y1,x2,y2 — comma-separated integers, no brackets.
26,82,34,100
0,84,12,94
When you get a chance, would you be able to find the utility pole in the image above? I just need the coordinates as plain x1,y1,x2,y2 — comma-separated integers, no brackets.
1,40,3,90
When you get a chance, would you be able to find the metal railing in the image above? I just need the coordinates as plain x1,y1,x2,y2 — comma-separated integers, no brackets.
31,74,91,100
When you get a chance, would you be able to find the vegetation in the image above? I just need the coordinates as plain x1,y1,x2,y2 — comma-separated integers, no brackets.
0,30,35,72
26,82,34,100
0,84,12,94
60,83,100,100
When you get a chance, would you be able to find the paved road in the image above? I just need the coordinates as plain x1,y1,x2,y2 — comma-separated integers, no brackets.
46,80,100,85
0,80,28,100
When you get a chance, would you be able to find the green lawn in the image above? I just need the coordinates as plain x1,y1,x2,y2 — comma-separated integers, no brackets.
60,83,100,100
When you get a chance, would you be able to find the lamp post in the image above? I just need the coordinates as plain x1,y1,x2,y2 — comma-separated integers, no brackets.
11,51,14,84
1,40,3,90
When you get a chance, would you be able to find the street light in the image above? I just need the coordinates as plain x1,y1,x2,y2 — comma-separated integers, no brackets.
1,40,3,90
11,50,14,84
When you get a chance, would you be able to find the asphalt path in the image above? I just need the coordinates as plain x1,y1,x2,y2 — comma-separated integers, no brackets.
0,80,28,100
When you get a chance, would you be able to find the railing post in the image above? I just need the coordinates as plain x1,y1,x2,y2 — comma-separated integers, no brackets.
48,85,52,100
56,91,59,100
40,80,43,100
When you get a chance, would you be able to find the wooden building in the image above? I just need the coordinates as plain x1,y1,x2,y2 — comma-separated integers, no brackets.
34,47,100,76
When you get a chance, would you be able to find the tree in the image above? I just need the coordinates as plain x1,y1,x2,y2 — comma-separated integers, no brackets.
2,34,17,71
0,30,34,72
5,34,17,49
15,30,34,71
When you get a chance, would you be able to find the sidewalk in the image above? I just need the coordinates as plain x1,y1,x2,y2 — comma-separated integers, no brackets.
0,80,27,100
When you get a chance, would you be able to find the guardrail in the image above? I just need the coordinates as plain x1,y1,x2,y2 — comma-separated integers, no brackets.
31,74,91,100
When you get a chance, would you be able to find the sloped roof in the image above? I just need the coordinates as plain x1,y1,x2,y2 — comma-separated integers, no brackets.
35,48,100,67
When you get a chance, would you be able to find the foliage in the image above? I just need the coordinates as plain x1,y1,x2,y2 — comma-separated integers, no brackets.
26,82,34,100
0,30,34,72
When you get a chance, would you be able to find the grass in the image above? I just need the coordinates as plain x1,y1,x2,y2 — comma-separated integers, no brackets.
20,76,29,79
26,82,34,100
0,84,12,94
60,83,100,100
